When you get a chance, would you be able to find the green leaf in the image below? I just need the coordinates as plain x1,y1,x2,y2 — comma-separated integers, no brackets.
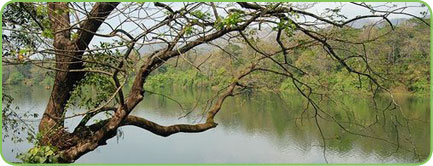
43,146,51,152
35,156,47,163
29,147,39,155
42,29,54,39
45,150,54,156
71,33,79,40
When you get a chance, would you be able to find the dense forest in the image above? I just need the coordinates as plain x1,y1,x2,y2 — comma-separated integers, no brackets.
3,18,430,95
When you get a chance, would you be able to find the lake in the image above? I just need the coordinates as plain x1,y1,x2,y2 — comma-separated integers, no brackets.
1,85,430,163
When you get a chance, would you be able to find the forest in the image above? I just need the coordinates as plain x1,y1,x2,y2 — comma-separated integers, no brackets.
3,18,430,95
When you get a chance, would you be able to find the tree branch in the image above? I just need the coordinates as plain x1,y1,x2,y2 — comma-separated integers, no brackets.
121,115,217,137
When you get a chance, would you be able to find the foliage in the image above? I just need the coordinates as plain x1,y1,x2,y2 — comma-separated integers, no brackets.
144,65,231,90
190,10,211,20
5,71,25,85
2,64,54,87
67,73,116,109
2,3,52,59
143,18,429,96
215,10,244,29
17,145,60,163
2,93,39,156
5,18,429,97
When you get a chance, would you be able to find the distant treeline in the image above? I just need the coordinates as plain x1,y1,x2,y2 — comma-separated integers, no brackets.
2,18,430,95
144,18,430,95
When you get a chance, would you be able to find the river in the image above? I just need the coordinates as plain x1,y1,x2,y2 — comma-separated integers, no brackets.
1,86,430,163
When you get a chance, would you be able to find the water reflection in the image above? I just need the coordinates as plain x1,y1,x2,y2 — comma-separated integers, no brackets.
2,87,430,163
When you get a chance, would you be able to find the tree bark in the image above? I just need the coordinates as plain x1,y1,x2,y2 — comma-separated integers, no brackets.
121,115,218,137
39,2,77,134
39,1,119,139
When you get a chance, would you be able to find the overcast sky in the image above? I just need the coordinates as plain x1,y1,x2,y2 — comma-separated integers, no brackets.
307,2,428,19
1,1,430,58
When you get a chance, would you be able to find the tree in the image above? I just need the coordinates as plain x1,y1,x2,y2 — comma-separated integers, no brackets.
1,2,430,163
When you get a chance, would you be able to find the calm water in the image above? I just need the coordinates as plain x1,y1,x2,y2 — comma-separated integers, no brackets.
1,86,430,163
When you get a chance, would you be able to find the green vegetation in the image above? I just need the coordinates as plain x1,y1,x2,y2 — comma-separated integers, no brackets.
17,145,60,163
3,18,429,97
143,65,231,91
2,63,54,87
142,18,430,96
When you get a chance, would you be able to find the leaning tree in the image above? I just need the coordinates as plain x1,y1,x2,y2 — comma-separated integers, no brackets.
1,2,430,163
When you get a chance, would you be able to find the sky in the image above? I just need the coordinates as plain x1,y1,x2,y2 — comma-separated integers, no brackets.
308,2,428,19
88,2,429,53
1,2,431,60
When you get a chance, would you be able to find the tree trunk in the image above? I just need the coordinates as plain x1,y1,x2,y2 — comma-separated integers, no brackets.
39,2,81,134
38,2,120,145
